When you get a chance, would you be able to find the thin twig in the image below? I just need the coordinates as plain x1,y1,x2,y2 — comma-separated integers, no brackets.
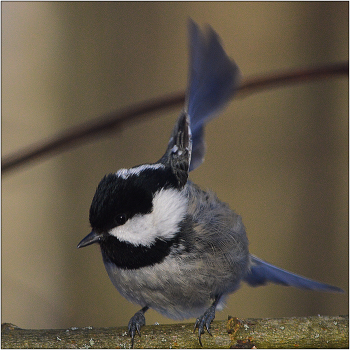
2,62,348,174
237,61,348,95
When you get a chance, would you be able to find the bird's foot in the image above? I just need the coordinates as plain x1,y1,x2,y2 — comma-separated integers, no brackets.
128,307,148,348
194,304,216,347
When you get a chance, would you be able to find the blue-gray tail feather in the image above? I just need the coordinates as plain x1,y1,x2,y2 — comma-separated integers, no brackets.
185,20,343,295
244,255,343,293
187,20,241,171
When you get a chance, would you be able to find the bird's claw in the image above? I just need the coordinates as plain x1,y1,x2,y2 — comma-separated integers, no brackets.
193,305,216,347
128,310,146,348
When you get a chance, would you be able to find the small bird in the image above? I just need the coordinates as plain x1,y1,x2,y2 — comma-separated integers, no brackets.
78,20,343,347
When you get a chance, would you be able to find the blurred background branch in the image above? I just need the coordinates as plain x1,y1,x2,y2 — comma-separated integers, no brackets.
2,62,348,174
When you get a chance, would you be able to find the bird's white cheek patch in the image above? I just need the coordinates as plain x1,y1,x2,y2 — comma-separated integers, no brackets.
109,188,188,247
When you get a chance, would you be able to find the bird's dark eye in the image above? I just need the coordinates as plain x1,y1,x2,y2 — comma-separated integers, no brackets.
115,213,127,226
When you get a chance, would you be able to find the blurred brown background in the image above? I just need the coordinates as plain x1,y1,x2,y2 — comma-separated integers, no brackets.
2,2,348,330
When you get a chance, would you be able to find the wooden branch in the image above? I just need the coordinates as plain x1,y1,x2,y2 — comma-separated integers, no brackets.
2,62,348,174
2,315,348,349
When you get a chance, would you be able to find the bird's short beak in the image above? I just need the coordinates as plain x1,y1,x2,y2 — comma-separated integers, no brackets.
77,231,102,248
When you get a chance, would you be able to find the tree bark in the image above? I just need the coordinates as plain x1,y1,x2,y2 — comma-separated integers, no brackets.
2,315,348,349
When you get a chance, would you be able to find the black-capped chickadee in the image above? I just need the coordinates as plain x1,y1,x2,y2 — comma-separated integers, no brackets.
78,20,343,347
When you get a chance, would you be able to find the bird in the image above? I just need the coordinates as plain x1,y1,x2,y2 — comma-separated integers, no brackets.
77,19,343,348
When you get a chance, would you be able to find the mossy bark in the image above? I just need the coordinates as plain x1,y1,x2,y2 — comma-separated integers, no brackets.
2,315,348,349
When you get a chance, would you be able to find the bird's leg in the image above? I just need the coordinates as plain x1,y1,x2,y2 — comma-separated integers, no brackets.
128,306,149,348
194,295,222,347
